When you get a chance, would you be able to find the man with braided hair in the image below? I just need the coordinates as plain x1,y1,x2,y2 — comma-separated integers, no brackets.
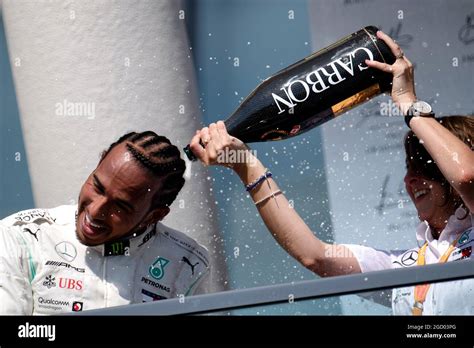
0,131,210,314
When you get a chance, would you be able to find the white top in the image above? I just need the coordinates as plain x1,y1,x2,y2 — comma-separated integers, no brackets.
0,205,210,315
343,208,474,315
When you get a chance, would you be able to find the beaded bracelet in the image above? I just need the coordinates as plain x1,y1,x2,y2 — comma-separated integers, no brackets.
254,190,282,206
245,169,272,192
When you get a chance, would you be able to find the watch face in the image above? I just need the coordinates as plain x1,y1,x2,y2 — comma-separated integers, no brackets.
413,101,432,114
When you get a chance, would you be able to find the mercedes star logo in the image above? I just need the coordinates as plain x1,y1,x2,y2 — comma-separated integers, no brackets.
401,250,418,266
55,241,77,262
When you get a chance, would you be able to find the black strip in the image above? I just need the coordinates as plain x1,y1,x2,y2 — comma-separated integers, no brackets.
1,316,472,345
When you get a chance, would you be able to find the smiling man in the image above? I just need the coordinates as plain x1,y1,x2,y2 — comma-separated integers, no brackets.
0,131,210,315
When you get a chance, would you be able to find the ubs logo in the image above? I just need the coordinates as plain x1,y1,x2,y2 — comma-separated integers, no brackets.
59,278,83,290
43,276,83,290
459,13,474,45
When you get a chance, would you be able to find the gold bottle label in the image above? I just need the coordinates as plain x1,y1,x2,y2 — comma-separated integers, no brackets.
331,84,381,117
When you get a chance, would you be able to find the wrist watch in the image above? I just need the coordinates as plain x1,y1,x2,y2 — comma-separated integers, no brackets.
405,100,435,128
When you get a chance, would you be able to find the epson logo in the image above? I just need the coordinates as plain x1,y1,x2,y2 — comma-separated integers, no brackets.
272,47,374,114
18,322,56,341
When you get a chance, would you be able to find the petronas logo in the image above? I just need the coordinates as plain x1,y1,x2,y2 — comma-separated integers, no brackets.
149,257,169,280
459,230,470,245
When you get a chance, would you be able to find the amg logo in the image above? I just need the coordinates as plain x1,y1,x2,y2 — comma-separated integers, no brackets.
45,260,85,273
141,276,170,293
18,322,55,341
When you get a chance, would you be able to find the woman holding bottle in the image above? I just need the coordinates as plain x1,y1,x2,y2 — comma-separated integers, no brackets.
190,31,474,315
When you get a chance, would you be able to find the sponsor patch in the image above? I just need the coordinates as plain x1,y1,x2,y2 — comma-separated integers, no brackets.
104,240,130,256
42,275,56,289
141,289,166,302
138,229,156,247
37,297,70,311
181,256,199,275
12,209,56,225
458,229,472,245
460,246,472,260
45,260,85,273
400,250,418,267
141,276,170,293
58,277,83,290
72,301,83,312
55,242,77,262
22,227,40,241
149,257,169,280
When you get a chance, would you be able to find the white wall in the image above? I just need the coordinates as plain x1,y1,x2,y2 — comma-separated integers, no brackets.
2,0,227,292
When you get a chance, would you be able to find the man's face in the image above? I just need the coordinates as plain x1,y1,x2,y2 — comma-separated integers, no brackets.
76,143,168,246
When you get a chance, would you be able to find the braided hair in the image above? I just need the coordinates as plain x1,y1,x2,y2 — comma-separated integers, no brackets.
101,131,186,208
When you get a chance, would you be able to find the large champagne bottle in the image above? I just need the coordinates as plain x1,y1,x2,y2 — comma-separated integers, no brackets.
184,26,395,160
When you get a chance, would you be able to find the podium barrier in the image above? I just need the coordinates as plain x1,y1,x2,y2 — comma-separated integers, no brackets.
76,259,474,315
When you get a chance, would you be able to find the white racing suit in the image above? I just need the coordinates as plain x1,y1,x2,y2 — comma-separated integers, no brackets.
0,205,210,314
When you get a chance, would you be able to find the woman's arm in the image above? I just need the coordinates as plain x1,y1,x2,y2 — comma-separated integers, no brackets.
190,122,361,277
366,31,474,211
